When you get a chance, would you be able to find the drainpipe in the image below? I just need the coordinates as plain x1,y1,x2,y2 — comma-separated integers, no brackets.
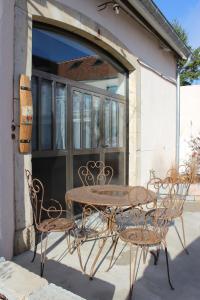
176,54,193,166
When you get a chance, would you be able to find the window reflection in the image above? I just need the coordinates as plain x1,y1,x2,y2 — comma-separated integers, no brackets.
56,83,66,150
93,97,101,148
119,103,125,147
40,80,52,150
104,100,111,147
32,27,126,96
111,101,118,147
73,91,82,149
103,99,125,148
83,94,92,149
31,76,38,151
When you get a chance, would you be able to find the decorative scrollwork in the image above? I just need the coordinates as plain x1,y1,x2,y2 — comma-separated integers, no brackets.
25,170,70,229
78,161,113,186
147,171,192,237
25,170,44,226
45,198,63,219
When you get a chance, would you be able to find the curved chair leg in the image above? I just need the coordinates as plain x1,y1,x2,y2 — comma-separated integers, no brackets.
106,236,119,272
89,237,107,279
66,230,75,254
129,245,142,299
31,230,39,263
174,218,189,255
40,232,49,277
76,240,85,274
180,216,189,255
150,247,160,265
164,246,174,290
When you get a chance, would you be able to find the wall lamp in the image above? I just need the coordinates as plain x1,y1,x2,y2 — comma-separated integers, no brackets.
97,1,120,15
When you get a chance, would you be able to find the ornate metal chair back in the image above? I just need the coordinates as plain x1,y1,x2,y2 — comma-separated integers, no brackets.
146,178,175,239
25,169,44,228
166,165,193,213
166,165,192,190
116,186,156,231
78,161,113,186
147,177,172,204
148,175,189,218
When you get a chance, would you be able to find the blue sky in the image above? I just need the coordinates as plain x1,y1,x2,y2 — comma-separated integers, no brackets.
153,0,200,49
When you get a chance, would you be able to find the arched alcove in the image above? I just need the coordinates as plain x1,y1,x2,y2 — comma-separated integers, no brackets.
32,23,129,214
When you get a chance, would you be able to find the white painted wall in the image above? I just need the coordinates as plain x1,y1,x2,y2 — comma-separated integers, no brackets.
140,67,177,184
180,85,200,163
0,0,15,259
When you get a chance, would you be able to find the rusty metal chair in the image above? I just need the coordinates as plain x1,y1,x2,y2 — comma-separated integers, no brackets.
118,184,175,299
77,161,114,240
78,160,113,186
25,169,76,277
106,186,156,272
149,165,192,256
76,161,114,275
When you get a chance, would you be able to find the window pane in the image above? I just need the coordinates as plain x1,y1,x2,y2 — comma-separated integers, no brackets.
104,100,111,147
31,76,37,151
40,80,52,150
32,156,66,216
32,27,127,96
111,101,118,147
73,91,82,149
93,96,101,148
119,103,125,147
56,83,66,150
83,94,92,149
105,152,125,184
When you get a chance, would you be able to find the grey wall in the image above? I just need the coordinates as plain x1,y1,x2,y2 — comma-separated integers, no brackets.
0,0,15,259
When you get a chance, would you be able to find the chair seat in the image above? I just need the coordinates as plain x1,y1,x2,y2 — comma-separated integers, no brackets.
115,208,146,229
119,227,161,246
37,218,75,232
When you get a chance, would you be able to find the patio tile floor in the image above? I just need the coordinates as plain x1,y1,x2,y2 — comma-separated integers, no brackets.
13,202,200,300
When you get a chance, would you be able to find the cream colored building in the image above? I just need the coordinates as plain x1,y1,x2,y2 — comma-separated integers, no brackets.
0,0,190,258
180,85,200,163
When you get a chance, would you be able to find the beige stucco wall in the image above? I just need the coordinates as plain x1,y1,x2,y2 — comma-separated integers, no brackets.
180,85,200,163
140,67,177,184
0,0,15,259
10,0,178,254
56,0,177,79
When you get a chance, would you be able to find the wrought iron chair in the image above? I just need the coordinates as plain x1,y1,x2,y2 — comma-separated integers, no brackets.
76,161,114,275
149,165,192,256
77,160,114,238
25,170,76,276
106,186,156,272
78,160,113,186
118,184,175,299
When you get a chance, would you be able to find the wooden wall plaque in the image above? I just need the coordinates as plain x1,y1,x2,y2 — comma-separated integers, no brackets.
19,74,33,153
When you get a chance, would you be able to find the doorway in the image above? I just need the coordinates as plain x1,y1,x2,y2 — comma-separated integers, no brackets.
32,24,128,212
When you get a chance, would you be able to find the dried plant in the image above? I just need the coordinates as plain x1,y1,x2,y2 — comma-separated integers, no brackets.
187,134,200,182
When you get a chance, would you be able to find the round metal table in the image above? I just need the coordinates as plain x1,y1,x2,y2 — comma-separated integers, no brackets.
65,185,156,278
66,184,156,207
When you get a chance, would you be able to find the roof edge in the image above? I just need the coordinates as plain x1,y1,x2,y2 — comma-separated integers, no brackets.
121,0,191,59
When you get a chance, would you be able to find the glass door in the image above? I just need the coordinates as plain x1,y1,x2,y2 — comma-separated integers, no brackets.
32,24,128,217
31,71,69,211
71,86,126,187
32,70,126,215
103,97,126,184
